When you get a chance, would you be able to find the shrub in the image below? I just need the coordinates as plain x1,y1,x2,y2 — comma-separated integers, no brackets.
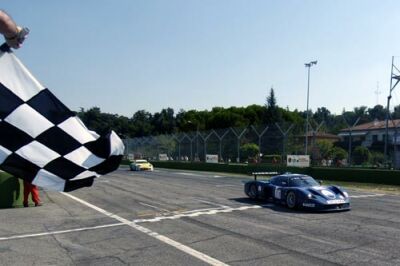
316,140,334,159
370,151,384,166
240,143,260,162
261,154,282,164
353,146,371,165
331,147,347,162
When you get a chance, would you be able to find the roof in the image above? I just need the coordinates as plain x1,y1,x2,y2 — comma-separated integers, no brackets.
340,119,400,132
302,132,340,139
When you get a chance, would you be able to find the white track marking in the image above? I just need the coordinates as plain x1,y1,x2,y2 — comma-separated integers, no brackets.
134,205,262,223
350,194,385,198
176,172,203,176
139,202,170,212
179,207,223,214
0,223,124,241
194,198,230,208
61,193,229,266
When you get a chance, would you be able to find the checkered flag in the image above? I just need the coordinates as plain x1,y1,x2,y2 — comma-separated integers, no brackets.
0,44,124,192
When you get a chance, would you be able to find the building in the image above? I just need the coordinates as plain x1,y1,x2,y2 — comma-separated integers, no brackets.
338,119,400,148
339,119,400,168
304,132,341,144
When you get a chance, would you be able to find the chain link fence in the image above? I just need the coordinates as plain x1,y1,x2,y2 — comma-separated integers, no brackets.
121,121,399,168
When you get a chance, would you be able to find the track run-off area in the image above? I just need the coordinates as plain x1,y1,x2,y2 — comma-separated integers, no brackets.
1,168,400,265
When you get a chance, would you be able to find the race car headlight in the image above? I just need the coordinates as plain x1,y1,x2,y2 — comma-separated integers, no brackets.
343,191,349,198
307,193,313,199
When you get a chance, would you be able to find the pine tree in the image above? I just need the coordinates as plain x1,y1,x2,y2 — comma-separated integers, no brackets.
266,87,277,109
265,87,282,123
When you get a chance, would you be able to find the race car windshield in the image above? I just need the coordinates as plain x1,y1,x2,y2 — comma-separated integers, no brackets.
289,176,319,187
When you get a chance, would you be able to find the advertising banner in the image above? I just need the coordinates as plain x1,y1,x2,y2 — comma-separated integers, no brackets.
287,155,310,167
206,154,219,164
158,154,169,161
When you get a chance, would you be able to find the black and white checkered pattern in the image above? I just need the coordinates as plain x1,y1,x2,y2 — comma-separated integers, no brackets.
0,44,124,192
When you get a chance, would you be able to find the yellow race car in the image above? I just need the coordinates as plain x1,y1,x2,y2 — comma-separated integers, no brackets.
129,159,154,171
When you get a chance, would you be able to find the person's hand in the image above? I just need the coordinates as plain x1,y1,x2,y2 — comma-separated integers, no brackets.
5,26,29,49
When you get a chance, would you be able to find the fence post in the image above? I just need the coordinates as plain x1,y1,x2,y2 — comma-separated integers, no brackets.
275,123,294,160
215,129,230,163
342,116,360,166
251,125,269,155
231,128,247,163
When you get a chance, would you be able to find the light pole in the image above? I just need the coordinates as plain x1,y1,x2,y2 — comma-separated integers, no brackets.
304,60,317,155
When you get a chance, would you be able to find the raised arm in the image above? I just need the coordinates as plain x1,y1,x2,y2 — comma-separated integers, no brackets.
0,10,27,49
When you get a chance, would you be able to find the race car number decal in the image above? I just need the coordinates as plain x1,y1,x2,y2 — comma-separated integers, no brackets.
327,199,346,204
274,188,281,199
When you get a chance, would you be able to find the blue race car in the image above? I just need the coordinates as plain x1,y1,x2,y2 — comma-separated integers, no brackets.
244,173,350,211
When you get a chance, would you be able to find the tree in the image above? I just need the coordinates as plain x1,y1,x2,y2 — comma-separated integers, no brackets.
392,105,400,119
352,146,371,165
331,147,347,165
313,107,332,124
353,106,369,124
240,143,260,162
265,87,282,123
152,108,176,135
266,87,277,109
316,140,334,159
368,105,386,120
370,151,384,166
156,135,176,157
131,110,153,137
77,107,129,136
244,104,264,125
207,107,249,129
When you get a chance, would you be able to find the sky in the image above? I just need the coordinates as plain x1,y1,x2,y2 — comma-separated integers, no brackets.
2,0,400,117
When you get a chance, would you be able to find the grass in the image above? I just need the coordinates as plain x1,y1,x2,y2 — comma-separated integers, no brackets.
157,167,400,194
320,180,400,194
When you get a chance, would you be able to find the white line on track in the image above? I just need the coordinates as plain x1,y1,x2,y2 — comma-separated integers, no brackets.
350,194,385,198
179,207,223,214
133,205,262,223
194,198,230,208
0,223,124,241
139,202,170,212
61,192,229,266
176,172,203,176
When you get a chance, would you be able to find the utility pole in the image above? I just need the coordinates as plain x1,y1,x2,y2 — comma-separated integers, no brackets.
384,57,400,165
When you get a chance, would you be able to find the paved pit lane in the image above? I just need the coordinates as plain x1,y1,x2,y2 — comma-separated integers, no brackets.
1,168,400,265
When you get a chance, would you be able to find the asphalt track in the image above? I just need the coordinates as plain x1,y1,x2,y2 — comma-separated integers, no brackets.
1,168,400,265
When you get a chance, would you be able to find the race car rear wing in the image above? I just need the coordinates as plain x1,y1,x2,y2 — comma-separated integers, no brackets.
251,172,279,181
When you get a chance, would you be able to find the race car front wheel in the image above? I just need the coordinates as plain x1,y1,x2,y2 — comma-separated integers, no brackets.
248,184,258,200
286,191,297,209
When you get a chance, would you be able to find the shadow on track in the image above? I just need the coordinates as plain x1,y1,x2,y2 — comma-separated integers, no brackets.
229,197,349,214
